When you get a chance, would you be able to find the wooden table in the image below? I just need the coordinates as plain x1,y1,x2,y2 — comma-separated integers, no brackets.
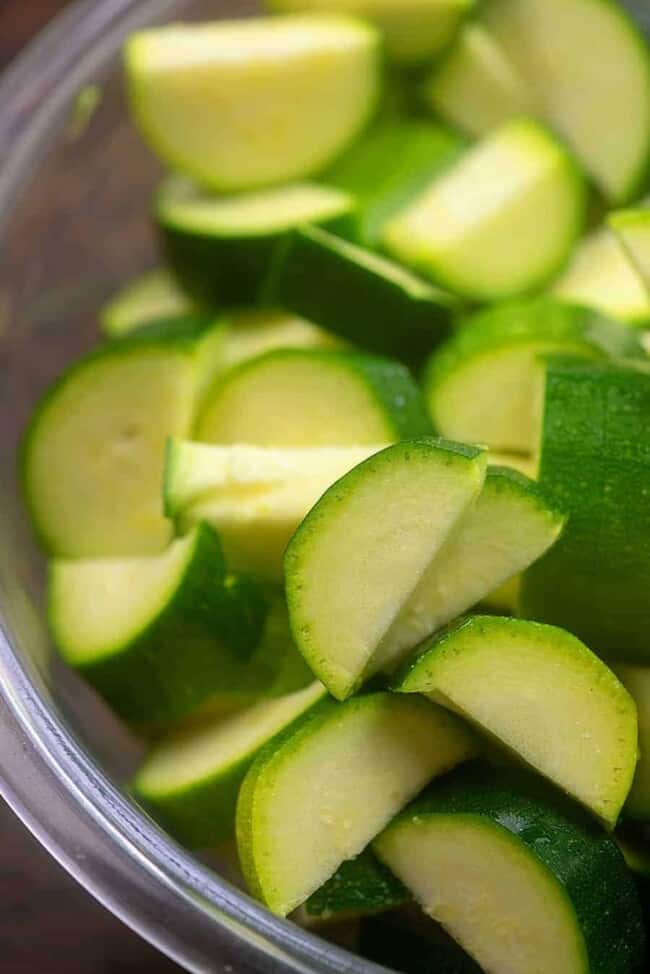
0,2,182,969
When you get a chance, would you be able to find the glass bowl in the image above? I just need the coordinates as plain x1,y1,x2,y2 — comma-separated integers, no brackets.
0,1,647,972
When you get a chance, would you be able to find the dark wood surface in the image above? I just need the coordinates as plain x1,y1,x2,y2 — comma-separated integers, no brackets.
0,3,182,970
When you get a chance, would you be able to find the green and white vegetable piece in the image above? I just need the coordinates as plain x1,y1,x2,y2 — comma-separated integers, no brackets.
613,666,650,822
285,438,487,699
367,467,565,677
422,22,534,138
100,268,193,338
383,119,586,301
157,176,354,307
301,848,409,923
481,0,650,203
236,692,478,915
394,615,638,827
196,348,432,447
133,681,326,846
608,209,650,293
375,766,644,974
424,297,644,454
125,16,381,191
164,441,387,581
49,523,267,724
216,309,341,374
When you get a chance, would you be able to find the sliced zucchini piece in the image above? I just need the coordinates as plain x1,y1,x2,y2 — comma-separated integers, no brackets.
125,16,381,191
22,336,203,556
395,615,638,827
157,176,354,308
49,523,267,724
133,681,326,846
551,226,650,325
265,0,473,66
196,349,432,447
262,225,457,365
100,268,193,338
422,22,535,138
423,297,644,454
165,441,386,581
285,438,486,699
520,358,650,661
218,309,341,374
374,766,644,974
609,209,650,293
481,0,650,203
384,119,586,301
301,848,409,923
236,692,478,915
325,118,466,247
612,666,650,821
368,467,565,676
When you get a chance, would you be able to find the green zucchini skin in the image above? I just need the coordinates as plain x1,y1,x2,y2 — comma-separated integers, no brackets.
262,226,457,366
61,525,267,725
303,848,410,921
379,765,645,974
520,357,650,661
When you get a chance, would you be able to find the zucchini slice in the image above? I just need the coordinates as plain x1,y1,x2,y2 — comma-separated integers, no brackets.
481,0,650,203
265,0,473,66
157,176,354,308
49,523,267,724
217,308,341,374
612,665,650,821
394,615,638,827
551,226,650,325
285,438,487,699
196,348,432,447
301,848,409,923
262,225,457,365
384,119,586,301
133,681,326,846
164,441,386,581
125,16,381,191
609,209,650,292
422,22,535,138
236,692,478,915
100,268,193,338
374,766,644,974
368,466,565,676
520,357,650,661
423,297,644,454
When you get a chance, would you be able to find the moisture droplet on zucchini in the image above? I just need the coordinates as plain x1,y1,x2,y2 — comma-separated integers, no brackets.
157,176,355,308
383,118,586,301
285,438,487,699
100,267,193,338
301,848,409,923
196,348,432,447
394,615,638,828
261,225,457,365
609,209,650,293
374,765,645,974
367,466,565,677
422,22,535,138
164,441,386,581
133,681,326,846
236,692,478,915
125,15,381,191
48,523,268,724
613,666,650,822
424,297,644,454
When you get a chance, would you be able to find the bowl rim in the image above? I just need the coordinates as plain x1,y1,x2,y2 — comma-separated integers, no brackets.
0,4,386,972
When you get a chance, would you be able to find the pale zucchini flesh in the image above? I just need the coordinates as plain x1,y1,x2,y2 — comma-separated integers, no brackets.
609,209,650,293
612,665,650,821
100,268,193,338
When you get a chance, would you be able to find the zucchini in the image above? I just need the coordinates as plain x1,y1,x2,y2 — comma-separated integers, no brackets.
551,226,650,325
609,209,650,292
217,308,341,373
157,176,354,308
325,118,466,247
285,438,487,699
49,523,267,724
423,297,644,454
612,666,650,821
125,16,381,191
368,466,565,677
520,357,650,661
196,349,432,447
422,22,534,138
374,765,645,974
394,615,638,828
236,692,478,915
481,0,650,203
360,911,482,974
384,119,586,301
133,681,326,846
261,225,457,365
100,268,193,338
302,848,409,922
265,0,474,66
164,441,386,581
